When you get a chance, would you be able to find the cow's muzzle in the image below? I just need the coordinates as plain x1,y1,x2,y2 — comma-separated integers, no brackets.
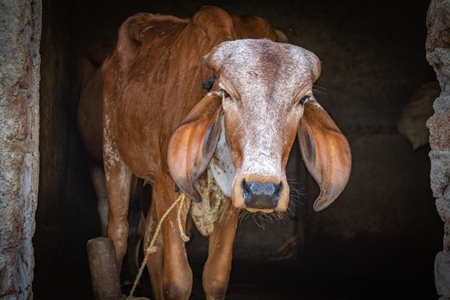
241,180,282,210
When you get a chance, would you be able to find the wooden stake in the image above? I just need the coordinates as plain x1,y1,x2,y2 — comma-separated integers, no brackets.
87,237,124,300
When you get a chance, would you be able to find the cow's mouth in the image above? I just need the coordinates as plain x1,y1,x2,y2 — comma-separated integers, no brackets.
244,207,275,214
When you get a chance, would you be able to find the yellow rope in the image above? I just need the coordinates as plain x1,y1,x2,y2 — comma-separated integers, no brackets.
126,193,189,299
177,195,191,242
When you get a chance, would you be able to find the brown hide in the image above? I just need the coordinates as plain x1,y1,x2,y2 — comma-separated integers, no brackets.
230,14,289,43
77,44,111,163
231,14,277,40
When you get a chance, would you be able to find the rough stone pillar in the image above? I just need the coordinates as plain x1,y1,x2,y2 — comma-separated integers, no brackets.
426,1,450,299
0,0,42,299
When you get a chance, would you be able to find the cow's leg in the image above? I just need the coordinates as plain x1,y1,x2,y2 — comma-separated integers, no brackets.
104,154,133,273
87,160,109,237
144,192,164,299
203,204,240,300
153,173,193,300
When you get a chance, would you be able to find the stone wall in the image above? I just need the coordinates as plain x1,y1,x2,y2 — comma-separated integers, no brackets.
0,0,41,299
426,1,450,298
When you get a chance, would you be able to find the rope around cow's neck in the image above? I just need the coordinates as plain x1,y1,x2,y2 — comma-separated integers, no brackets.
204,174,223,215
126,173,222,299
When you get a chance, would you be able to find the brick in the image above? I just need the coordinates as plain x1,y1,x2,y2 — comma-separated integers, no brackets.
427,112,450,150
429,151,450,198
436,198,450,250
435,251,450,298
426,49,450,92
426,0,450,52
0,253,18,296
437,197,450,220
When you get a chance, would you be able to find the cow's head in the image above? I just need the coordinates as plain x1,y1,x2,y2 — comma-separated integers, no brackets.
168,39,351,213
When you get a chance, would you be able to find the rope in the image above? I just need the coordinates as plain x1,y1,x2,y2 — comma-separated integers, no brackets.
204,174,222,215
126,193,189,299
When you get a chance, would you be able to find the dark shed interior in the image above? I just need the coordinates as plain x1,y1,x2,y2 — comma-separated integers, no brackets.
34,0,443,299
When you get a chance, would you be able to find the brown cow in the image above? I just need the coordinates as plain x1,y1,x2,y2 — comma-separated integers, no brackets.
102,6,351,299
76,12,289,291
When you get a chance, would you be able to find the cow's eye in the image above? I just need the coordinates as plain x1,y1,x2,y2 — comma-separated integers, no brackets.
299,95,310,105
221,89,231,99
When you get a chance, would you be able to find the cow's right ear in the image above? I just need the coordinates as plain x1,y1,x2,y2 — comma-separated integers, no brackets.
167,93,223,203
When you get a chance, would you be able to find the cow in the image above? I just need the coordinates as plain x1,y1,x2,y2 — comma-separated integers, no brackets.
76,12,289,292
102,5,351,299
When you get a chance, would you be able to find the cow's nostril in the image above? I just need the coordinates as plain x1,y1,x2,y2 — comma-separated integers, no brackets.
242,181,282,210
244,181,280,196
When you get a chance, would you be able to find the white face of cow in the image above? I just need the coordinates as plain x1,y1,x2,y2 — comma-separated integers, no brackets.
168,38,350,215
209,39,319,213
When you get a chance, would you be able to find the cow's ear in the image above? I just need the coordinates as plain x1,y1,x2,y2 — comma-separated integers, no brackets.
298,99,352,211
168,93,223,203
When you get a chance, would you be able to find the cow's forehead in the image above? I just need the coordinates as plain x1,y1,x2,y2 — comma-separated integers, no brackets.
212,39,319,92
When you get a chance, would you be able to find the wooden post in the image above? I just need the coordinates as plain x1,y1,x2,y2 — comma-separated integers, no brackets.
87,237,124,300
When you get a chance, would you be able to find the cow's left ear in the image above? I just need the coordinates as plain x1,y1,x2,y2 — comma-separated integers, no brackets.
298,99,352,211
168,93,223,203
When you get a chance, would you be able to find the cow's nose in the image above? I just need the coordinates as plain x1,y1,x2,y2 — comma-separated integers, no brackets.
242,181,282,210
